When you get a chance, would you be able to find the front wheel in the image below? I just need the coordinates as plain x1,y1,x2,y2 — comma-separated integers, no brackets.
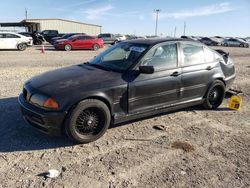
66,99,111,143
203,80,225,109
17,43,27,51
244,44,249,48
64,44,72,51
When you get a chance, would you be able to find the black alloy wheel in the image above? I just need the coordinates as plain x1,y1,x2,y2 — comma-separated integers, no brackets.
66,99,111,143
75,108,104,136
203,80,225,109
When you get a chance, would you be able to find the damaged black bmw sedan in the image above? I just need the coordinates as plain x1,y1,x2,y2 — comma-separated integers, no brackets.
19,38,235,143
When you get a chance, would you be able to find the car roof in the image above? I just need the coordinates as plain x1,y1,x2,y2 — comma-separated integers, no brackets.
126,38,200,45
0,31,17,34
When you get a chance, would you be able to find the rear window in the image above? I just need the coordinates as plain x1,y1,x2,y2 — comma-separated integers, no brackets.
182,43,205,66
5,34,20,38
204,47,215,63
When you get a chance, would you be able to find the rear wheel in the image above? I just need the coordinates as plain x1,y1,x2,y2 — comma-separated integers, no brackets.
64,44,72,51
34,40,42,45
203,80,225,109
93,44,99,51
17,43,27,51
66,99,111,143
224,43,228,47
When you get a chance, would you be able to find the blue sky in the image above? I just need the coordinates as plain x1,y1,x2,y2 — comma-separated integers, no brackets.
0,0,250,37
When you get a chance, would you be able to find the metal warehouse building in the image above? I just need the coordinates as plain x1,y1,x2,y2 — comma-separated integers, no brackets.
0,18,102,35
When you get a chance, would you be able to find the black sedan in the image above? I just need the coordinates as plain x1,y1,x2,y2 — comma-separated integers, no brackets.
50,33,85,45
19,38,235,143
199,37,220,46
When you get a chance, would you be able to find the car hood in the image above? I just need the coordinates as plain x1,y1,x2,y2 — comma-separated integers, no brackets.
26,64,123,96
52,37,61,40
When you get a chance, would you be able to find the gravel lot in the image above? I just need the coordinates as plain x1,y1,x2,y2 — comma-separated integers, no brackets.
0,45,249,188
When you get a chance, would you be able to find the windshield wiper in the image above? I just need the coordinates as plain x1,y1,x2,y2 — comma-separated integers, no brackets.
87,63,113,72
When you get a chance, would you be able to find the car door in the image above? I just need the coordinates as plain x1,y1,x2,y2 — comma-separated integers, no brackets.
128,42,182,114
180,42,218,101
82,36,94,49
4,34,19,49
72,36,85,49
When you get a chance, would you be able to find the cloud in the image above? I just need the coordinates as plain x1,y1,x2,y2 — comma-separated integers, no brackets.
159,2,235,19
84,5,113,20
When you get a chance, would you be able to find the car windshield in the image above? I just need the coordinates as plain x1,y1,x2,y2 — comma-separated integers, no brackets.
63,34,74,38
89,42,149,72
67,35,79,40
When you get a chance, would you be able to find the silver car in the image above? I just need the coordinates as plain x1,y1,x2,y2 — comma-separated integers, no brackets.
222,38,249,48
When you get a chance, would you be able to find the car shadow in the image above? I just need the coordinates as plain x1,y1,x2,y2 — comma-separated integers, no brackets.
0,93,234,152
0,97,73,153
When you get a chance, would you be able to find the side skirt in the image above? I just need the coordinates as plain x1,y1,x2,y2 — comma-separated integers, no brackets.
113,98,204,124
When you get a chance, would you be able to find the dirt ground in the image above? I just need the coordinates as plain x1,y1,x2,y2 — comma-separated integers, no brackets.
0,45,249,188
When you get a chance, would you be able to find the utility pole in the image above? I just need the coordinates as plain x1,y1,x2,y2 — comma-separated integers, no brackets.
25,8,28,19
174,26,177,37
154,9,161,36
183,22,186,36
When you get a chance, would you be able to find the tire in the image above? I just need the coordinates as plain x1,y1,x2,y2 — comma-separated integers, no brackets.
112,40,118,45
203,80,225,109
17,43,27,51
244,44,249,48
93,44,99,51
239,44,244,47
65,99,111,143
35,40,42,45
64,44,72,51
224,43,228,47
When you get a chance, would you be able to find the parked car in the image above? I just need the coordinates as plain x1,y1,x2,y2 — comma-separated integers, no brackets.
199,37,220,46
40,30,64,43
181,36,198,41
53,34,103,51
50,33,86,45
115,34,126,41
19,31,45,45
211,36,225,43
19,38,235,143
97,33,118,44
0,32,32,50
222,38,249,48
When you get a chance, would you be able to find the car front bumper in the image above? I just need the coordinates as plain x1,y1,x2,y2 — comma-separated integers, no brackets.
18,94,67,136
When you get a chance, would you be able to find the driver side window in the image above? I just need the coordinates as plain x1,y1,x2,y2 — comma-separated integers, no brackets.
142,43,178,70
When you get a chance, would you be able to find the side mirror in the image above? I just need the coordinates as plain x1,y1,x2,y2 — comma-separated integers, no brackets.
139,66,154,74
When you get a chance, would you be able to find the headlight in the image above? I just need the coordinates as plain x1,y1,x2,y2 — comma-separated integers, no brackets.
30,94,59,109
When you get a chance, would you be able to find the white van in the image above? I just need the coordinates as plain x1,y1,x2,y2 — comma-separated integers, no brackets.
0,32,33,51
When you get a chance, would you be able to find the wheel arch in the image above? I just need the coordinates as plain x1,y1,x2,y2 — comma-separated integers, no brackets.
62,94,113,134
67,94,113,116
203,77,226,99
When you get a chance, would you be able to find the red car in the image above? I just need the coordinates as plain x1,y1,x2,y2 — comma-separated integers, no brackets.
54,35,103,51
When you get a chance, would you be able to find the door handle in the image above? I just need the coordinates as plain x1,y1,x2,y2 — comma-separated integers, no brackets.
171,71,180,77
206,66,213,70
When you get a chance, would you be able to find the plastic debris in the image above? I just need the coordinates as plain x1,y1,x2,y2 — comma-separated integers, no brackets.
45,169,60,178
